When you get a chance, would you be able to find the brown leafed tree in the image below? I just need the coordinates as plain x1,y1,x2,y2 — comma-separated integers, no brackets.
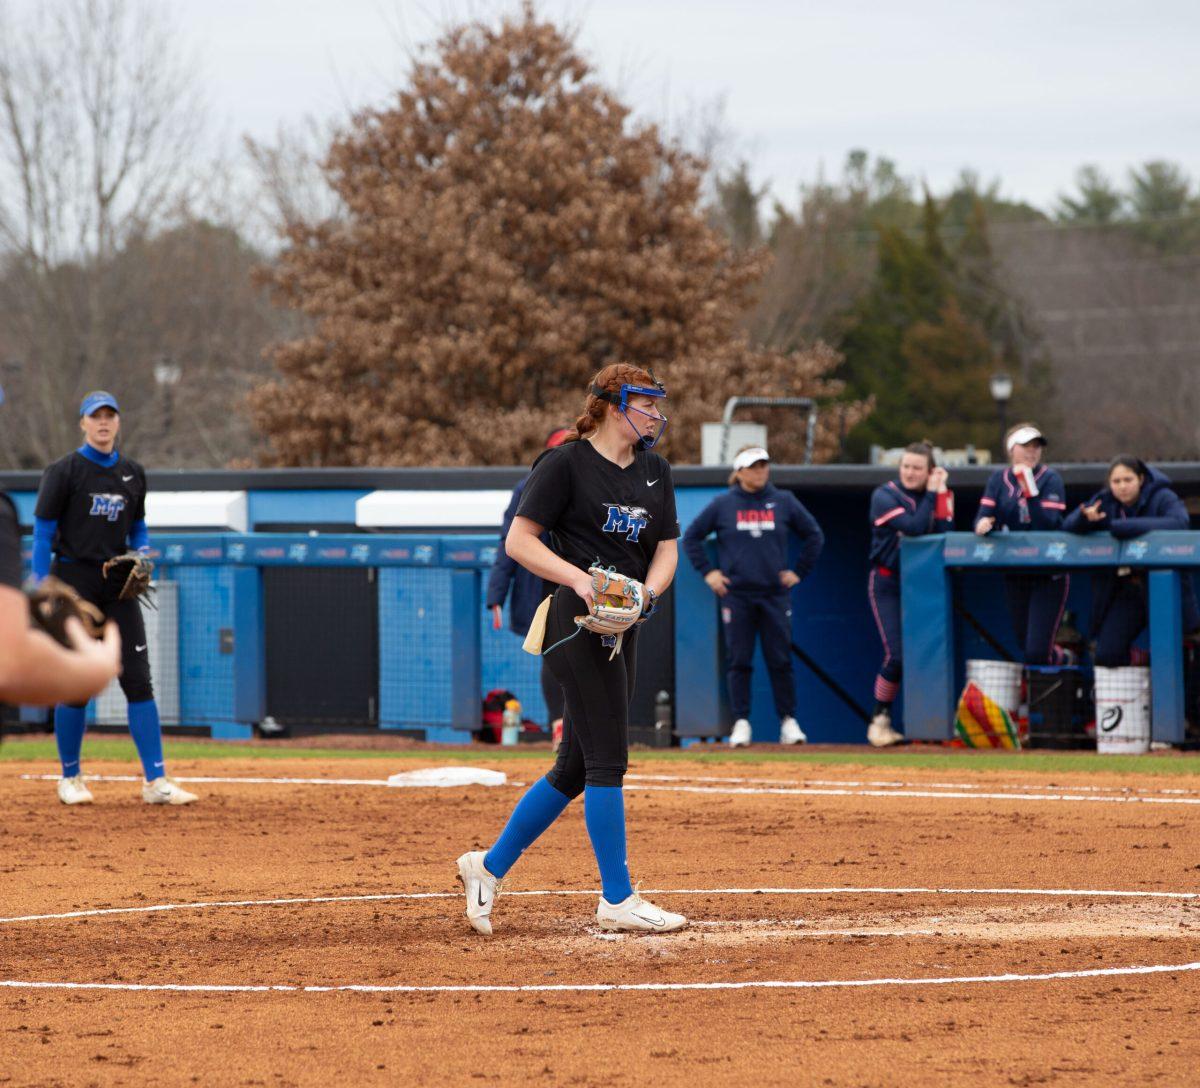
249,5,865,466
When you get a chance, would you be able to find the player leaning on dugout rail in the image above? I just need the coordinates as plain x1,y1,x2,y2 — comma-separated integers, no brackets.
32,391,197,807
681,446,824,748
866,441,954,748
1064,455,1200,667
974,423,1071,667
457,362,687,937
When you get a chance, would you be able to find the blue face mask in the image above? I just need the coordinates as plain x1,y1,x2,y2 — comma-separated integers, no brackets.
591,376,669,451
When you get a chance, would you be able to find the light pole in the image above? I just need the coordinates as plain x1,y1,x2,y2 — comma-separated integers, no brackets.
989,371,1013,462
154,358,182,458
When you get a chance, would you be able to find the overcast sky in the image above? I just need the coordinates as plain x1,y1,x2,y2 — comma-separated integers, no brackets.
105,1,1200,211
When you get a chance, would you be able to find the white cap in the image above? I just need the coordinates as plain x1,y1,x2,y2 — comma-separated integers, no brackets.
733,447,770,470
1005,425,1046,452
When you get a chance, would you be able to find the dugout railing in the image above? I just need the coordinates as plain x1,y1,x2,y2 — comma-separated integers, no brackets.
901,531,1200,743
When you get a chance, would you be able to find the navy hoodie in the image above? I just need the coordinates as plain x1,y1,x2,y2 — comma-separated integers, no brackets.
975,464,1066,532
1063,464,1189,538
682,482,824,595
868,480,953,571
1064,464,1198,634
485,477,546,634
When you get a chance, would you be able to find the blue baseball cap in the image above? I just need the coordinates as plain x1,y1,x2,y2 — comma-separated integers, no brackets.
80,390,120,417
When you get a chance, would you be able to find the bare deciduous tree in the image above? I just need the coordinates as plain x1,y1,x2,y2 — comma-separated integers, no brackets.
0,0,280,468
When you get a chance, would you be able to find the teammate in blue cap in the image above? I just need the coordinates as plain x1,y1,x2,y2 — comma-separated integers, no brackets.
0,384,123,714
32,391,197,805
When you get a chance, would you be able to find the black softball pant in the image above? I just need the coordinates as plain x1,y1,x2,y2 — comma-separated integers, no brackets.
51,560,153,705
542,587,638,795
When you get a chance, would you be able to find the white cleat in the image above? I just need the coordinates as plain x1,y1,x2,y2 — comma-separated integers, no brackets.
779,716,807,745
457,850,500,936
867,711,904,748
57,775,94,805
596,891,687,934
729,719,752,747
142,777,199,805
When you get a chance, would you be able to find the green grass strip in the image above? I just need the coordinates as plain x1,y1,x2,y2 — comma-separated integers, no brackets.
2,737,1198,776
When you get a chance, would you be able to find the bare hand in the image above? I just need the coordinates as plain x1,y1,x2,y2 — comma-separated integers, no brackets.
975,517,995,536
928,467,949,493
704,570,731,597
570,571,595,611
491,604,503,629
779,570,801,589
1081,501,1106,523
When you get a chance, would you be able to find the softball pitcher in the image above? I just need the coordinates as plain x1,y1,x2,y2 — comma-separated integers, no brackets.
457,363,685,935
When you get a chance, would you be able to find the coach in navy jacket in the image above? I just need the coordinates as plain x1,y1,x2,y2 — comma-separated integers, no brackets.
683,447,824,746
1064,457,1198,664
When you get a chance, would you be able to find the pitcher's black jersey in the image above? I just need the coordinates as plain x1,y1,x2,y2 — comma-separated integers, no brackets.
516,440,679,584
34,451,147,564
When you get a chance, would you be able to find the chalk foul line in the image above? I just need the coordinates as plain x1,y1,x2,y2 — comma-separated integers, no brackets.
3,961,1200,996
3,885,1197,925
17,772,1200,806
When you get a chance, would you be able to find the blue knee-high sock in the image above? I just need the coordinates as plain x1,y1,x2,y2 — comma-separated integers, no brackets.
127,699,165,782
584,784,634,903
484,777,572,878
54,705,87,778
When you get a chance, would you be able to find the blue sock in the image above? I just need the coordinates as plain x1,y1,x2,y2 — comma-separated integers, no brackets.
584,784,634,903
54,705,87,778
127,699,165,782
483,777,572,878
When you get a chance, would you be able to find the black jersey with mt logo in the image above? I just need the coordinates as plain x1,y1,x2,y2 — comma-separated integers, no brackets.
34,450,147,565
515,439,679,583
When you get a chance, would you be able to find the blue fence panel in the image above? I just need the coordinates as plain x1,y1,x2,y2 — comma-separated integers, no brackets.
379,566,451,728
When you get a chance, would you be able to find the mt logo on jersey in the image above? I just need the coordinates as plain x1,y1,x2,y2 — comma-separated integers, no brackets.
89,493,126,521
602,503,649,542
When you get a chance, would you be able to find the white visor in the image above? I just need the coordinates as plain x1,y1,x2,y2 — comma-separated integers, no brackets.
733,447,770,470
1005,426,1045,452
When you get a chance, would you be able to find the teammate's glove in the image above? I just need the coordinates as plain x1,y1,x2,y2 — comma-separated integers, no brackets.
102,551,155,601
26,577,105,647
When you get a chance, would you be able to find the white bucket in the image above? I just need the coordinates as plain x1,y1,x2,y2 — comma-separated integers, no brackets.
965,659,1023,716
1094,666,1151,755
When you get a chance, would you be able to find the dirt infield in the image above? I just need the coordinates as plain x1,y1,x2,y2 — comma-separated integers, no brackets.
3,750,1200,1086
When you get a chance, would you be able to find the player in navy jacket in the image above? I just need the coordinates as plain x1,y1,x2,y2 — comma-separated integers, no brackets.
866,441,953,746
682,446,824,747
486,428,571,741
1064,457,1198,665
974,422,1071,666
33,391,197,807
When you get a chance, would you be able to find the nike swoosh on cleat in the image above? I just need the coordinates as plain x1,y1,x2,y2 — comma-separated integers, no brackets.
630,911,666,928
477,887,488,907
